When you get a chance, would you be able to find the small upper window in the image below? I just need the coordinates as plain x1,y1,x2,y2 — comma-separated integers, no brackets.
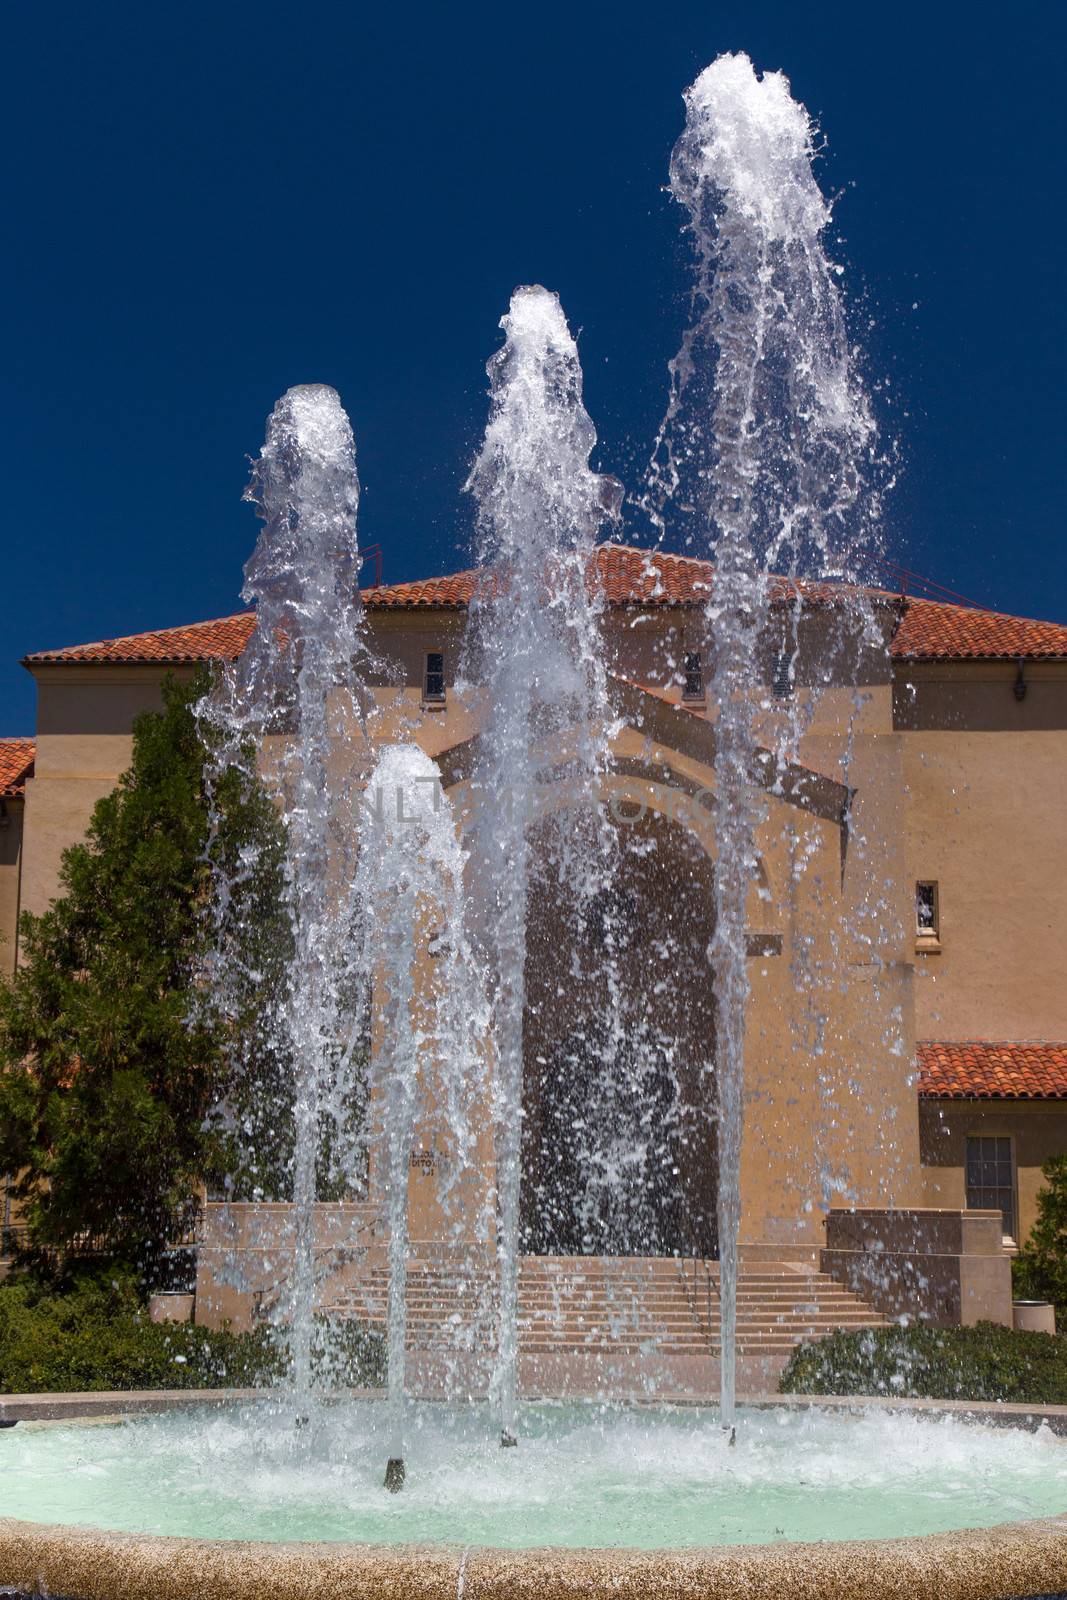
771,650,794,699
682,651,704,701
916,880,939,940
423,650,446,704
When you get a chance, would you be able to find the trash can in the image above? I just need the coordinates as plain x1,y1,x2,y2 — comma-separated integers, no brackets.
1013,1300,1056,1334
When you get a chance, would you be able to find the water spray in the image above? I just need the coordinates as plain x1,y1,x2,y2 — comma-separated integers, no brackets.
661,54,879,1431
464,285,621,1446
354,742,483,1490
199,384,371,1426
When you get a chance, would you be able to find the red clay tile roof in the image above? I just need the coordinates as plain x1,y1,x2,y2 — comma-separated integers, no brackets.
354,546,869,611
892,599,1067,662
596,545,713,606
23,613,258,666
321,547,719,610
918,1040,1067,1100
363,567,480,609
0,738,34,798
21,543,1067,666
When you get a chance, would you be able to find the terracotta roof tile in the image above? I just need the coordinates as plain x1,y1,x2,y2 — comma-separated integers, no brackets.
918,1040,1067,1100
596,544,714,605
892,598,1067,661
21,543,1067,667
23,613,258,667
363,567,480,609
0,737,34,798
361,546,870,611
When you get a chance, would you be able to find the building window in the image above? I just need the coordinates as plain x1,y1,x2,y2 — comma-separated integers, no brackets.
423,651,446,705
682,652,704,701
771,650,794,698
965,1135,1017,1242
916,880,940,945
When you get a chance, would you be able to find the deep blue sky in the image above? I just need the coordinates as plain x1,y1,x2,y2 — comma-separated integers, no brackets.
2,1,1063,732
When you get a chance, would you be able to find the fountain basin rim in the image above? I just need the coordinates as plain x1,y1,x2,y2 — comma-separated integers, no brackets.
5,1384,1067,1435
2,1511,1067,1600
6,1396,1067,1596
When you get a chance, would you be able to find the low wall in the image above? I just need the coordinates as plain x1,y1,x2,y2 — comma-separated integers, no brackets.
194,1202,384,1330
821,1207,1013,1327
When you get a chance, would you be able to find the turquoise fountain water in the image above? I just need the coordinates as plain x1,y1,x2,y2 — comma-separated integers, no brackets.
5,1404,1065,1548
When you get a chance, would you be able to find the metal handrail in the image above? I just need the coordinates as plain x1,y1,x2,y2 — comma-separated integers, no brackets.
679,1248,718,1349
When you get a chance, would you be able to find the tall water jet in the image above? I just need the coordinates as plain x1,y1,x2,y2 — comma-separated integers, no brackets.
659,54,879,1429
464,286,621,1444
199,384,374,1418
353,743,484,1488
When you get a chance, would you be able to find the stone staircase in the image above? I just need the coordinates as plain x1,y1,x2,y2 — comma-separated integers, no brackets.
522,1256,886,1357
330,1253,885,1361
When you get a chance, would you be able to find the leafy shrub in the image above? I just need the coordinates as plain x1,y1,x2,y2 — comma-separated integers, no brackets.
779,1321,1067,1405
309,1314,387,1388
0,1272,384,1394
1013,1153,1067,1323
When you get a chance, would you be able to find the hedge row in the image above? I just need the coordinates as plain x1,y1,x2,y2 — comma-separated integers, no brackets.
779,1321,1067,1405
0,1273,385,1394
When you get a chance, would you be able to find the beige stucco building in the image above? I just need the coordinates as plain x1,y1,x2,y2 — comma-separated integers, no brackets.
3,543,1067,1347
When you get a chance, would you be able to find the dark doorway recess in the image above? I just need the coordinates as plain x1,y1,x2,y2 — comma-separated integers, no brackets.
521,810,717,1258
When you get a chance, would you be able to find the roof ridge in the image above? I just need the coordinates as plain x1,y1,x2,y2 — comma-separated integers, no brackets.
45,608,253,651
903,594,1061,625
19,547,1067,665
599,539,712,566
23,612,259,667
918,1037,1067,1047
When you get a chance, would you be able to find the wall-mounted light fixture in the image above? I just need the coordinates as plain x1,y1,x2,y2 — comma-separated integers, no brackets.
1014,658,1027,702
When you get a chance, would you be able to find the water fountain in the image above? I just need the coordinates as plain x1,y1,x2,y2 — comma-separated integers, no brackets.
196,382,375,1422
352,741,483,1487
462,283,622,1444
3,50,1067,1600
655,50,882,1433
200,392,486,1475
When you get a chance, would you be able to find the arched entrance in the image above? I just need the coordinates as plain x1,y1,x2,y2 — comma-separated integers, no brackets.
520,809,717,1258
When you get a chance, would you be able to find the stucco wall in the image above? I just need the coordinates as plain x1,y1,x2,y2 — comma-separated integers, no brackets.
742,689,921,1242
20,666,192,919
920,1097,1067,1245
13,613,1066,1259
895,663,1067,1041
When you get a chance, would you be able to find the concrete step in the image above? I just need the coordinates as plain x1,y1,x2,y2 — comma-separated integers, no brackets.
327,1254,888,1357
514,1297,874,1314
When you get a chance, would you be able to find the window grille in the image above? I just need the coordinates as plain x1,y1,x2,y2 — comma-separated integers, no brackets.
423,651,445,702
771,650,794,698
965,1134,1016,1241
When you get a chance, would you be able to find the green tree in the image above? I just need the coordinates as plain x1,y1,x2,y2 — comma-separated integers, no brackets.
1013,1153,1067,1320
0,670,290,1278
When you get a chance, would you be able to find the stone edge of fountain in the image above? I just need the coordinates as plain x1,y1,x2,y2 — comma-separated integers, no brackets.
1,1509,1066,1600
5,1387,1067,1433
3,1393,1067,1598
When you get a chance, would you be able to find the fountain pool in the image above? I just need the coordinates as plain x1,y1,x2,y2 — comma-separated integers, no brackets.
4,1402,1067,1549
